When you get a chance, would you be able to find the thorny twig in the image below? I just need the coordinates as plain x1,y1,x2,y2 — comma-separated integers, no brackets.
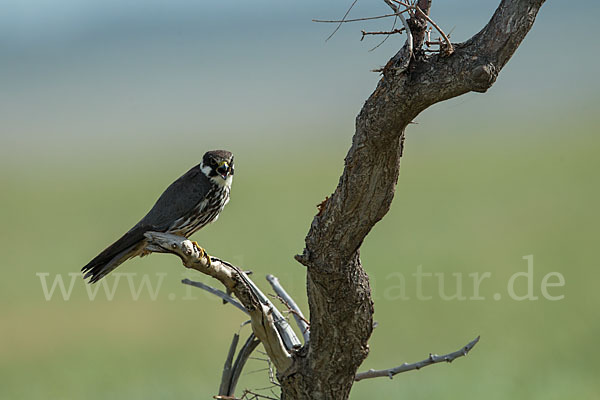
268,294,311,334
314,0,453,55
415,5,453,53
361,28,405,41
368,16,398,52
354,336,480,381
266,274,310,344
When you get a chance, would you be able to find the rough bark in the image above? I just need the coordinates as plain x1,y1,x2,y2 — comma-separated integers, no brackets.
287,0,546,398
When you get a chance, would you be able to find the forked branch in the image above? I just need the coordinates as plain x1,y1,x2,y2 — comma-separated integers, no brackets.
267,274,310,344
314,0,452,54
144,231,299,373
217,333,261,398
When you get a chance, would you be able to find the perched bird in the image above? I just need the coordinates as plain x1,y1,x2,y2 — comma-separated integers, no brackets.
82,150,234,283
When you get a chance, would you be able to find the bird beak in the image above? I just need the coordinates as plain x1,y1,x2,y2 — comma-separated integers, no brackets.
217,161,230,179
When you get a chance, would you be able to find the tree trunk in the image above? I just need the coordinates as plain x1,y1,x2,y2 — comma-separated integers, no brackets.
284,0,546,398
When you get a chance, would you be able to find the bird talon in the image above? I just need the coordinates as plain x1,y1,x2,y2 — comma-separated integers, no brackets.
191,241,211,264
191,241,204,256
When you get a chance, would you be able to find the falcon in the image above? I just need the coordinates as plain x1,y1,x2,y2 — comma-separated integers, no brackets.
82,150,234,283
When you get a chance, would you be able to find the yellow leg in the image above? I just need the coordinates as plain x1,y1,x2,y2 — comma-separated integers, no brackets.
191,241,212,265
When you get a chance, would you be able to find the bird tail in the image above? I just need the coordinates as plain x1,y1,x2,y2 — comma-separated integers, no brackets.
82,225,148,284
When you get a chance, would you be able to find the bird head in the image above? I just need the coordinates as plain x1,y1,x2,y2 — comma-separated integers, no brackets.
201,150,234,186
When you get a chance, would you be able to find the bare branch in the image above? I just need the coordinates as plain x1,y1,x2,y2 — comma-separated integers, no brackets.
390,0,411,7
313,13,400,24
354,336,480,382
314,0,453,58
182,279,248,315
388,1,452,55
240,389,279,400
367,15,399,52
144,231,297,372
266,274,310,344
228,265,301,351
227,334,261,396
373,0,412,72
397,9,412,57
325,0,359,42
219,334,240,396
269,294,311,343
361,28,405,41
415,5,453,54
383,0,399,13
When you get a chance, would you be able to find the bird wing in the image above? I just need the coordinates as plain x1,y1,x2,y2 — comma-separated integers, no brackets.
137,163,213,230
82,164,212,283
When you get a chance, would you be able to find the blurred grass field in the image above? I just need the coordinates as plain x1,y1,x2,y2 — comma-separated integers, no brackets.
1,102,599,399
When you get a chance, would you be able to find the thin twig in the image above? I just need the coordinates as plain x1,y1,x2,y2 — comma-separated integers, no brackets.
325,0,359,42
241,390,279,400
245,367,271,375
415,5,453,53
354,336,480,381
381,0,412,59
390,0,412,9
252,384,279,392
397,11,412,56
227,334,261,396
266,358,279,387
368,16,398,51
219,334,240,396
266,275,310,344
249,357,271,363
182,278,248,315
269,294,311,338
313,12,400,23
216,258,302,351
145,232,297,371
383,0,399,13
361,28,405,41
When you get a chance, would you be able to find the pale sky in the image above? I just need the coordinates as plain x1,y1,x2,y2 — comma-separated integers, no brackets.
1,0,598,162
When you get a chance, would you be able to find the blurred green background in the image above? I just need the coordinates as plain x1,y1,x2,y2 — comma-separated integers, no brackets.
1,0,599,399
